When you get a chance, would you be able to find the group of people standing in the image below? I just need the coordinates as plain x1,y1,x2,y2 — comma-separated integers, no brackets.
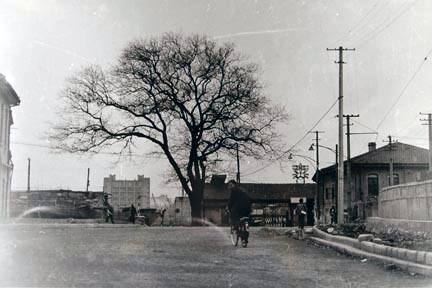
103,194,138,224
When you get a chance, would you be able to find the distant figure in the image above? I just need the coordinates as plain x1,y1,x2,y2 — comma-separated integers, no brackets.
296,198,307,239
330,205,337,225
106,204,114,224
285,209,290,227
160,209,166,226
130,204,137,224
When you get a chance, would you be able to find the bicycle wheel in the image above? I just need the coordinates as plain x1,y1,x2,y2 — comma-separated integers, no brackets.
230,226,239,246
241,239,247,248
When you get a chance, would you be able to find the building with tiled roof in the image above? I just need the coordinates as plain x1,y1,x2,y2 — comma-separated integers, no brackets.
203,175,316,226
315,142,430,224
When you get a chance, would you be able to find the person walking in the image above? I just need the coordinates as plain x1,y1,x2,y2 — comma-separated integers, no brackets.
296,198,307,239
160,209,166,226
330,205,337,225
130,204,137,224
106,204,114,224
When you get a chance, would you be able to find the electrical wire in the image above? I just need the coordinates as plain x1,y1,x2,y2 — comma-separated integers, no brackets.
375,46,432,132
331,0,383,46
242,98,339,177
354,1,417,48
351,119,377,133
11,141,158,158
343,1,392,46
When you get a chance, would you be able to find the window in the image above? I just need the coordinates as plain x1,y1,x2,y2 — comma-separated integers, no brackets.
388,173,399,186
367,174,379,197
325,186,335,200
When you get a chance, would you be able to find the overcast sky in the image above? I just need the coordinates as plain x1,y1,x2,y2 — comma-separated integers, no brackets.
2,0,432,197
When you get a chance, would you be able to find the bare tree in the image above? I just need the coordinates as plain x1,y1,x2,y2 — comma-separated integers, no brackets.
51,33,287,225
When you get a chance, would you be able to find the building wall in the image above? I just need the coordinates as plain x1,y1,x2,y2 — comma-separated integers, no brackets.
320,165,428,223
367,179,432,235
378,179,432,220
9,190,104,218
321,177,336,224
170,197,191,226
204,207,222,225
0,103,13,218
103,174,150,212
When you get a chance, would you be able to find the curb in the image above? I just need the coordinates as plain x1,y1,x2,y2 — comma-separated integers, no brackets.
309,237,432,276
309,226,432,276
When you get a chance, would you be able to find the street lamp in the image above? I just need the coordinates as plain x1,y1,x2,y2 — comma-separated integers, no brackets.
309,143,338,223
288,153,317,169
309,143,337,154
309,143,339,224
308,143,338,168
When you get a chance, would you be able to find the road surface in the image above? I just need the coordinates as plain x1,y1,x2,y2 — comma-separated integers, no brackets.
0,225,431,287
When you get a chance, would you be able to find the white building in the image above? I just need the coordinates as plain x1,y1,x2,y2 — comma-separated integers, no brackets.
0,75,19,218
103,174,150,211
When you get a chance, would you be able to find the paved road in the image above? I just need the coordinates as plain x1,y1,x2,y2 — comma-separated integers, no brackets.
0,224,431,287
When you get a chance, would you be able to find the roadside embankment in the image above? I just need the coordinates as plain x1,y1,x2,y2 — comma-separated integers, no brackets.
309,226,432,276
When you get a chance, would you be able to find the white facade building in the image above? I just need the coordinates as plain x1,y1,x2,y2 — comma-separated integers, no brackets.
103,174,150,211
0,75,19,218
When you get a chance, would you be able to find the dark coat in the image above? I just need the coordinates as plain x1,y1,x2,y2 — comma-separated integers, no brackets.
130,206,137,217
228,187,252,222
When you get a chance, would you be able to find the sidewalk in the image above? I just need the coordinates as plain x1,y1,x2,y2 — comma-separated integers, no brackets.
308,226,432,276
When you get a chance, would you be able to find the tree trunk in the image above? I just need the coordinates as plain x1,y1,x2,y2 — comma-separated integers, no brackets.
189,182,204,226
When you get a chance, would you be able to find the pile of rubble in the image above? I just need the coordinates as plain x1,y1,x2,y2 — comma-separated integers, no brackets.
318,223,366,238
375,227,432,251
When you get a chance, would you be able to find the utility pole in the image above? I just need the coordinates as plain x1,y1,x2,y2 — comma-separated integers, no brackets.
334,144,338,220
384,136,396,186
86,168,90,192
344,119,378,221
327,46,355,224
309,130,324,222
343,114,359,210
420,112,432,172
27,158,31,192
236,143,240,183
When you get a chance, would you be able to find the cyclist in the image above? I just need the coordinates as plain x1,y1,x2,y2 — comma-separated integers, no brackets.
227,180,252,243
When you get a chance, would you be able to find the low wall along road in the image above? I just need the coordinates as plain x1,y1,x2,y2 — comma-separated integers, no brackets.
367,179,432,235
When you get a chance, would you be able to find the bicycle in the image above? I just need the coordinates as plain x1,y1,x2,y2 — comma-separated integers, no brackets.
230,216,250,248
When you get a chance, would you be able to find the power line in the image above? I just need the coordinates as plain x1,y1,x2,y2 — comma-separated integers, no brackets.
375,46,432,131
343,1,392,45
11,141,158,158
393,135,427,140
351,119,377,133
331,0,382,46
242,98,339,177
354,1,417,48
